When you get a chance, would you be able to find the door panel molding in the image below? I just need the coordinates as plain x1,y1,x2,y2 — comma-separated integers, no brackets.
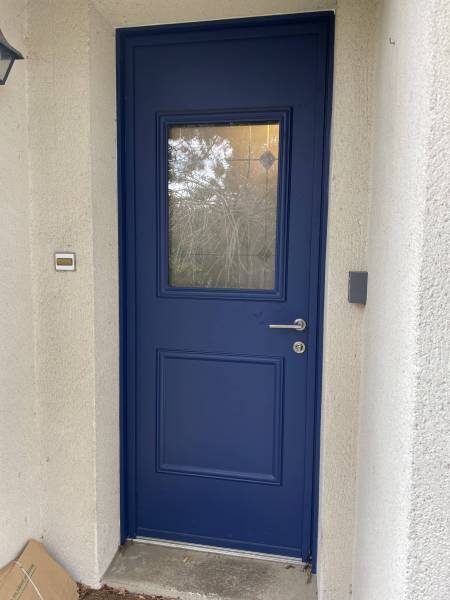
156,349,284,485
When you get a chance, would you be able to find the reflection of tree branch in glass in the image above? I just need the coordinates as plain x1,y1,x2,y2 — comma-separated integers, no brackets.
168,122,280,289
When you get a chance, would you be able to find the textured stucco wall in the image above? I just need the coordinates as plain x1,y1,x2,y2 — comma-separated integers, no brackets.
353,1,450,599
353,1,426,595
90,2,376,595
92,0,337,28
3,1,448,598
408,3,450,597
25,0,120,585
27,0,99,584
19,0,375,591
0,0,41,568
317,1,376,598
89,4,120,579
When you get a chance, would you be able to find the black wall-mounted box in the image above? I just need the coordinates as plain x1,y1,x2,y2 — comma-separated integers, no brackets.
348,271,368,304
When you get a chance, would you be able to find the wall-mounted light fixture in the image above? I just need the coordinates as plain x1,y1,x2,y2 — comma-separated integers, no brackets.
0,29,23,85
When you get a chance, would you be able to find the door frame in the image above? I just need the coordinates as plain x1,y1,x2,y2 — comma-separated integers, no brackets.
116,12,334,570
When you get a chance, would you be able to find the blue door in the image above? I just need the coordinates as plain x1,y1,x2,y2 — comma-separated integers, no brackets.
119,13,333,562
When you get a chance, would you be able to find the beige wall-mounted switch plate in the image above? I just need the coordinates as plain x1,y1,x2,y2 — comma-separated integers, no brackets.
55,252,76,271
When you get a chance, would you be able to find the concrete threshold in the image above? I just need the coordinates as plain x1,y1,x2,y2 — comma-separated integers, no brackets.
103,540,317,600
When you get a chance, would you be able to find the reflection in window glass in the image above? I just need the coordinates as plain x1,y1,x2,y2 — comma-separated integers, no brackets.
168,122,280,289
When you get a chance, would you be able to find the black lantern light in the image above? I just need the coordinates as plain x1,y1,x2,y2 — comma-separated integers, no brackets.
0,29,24,85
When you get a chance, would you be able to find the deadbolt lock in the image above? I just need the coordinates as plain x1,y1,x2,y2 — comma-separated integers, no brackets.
293,341,306,354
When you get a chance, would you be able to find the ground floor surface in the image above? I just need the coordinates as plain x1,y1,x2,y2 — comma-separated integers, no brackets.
79,584,166,599
102,542,317,600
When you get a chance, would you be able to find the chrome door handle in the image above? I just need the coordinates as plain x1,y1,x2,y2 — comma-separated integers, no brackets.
269,318,306,331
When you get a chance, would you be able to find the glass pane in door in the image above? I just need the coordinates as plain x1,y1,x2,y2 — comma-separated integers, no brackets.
168,122,280,289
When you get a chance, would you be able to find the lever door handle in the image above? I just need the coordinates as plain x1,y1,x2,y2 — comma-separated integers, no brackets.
269,318,306,331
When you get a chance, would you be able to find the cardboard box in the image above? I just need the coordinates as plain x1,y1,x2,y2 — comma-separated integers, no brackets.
0,540,78,599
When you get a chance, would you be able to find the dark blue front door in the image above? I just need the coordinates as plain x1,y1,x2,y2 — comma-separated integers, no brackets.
119,13,333,561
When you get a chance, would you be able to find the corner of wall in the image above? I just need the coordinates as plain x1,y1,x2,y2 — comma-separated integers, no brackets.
316,1,378,597
88,2,121,581
352,1,450,599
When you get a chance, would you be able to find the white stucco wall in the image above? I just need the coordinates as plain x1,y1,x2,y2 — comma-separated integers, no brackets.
8,2,449,600
0,0,377,593
317,2,376,597
89,5,120,579
0,0,41,568
27,0,99,584
90,1,377,593
92,0,336,28
408,4,450,597
25,0,120,585
353,1,450,599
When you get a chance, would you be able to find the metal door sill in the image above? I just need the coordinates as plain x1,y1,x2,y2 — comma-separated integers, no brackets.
134,536,305,565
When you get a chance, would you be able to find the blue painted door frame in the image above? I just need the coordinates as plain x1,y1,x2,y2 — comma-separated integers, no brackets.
117,13,334,569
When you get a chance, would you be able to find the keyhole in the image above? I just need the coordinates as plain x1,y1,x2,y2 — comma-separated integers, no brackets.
293,341,306,354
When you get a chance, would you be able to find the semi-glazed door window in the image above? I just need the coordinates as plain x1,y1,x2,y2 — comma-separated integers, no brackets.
168,122,280,290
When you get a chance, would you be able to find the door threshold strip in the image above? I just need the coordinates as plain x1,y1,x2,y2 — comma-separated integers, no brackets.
134,537,305,565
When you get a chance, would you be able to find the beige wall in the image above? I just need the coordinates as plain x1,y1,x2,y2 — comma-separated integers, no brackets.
28,1,376,594
354,0,426,595
89,3,120,579
15,2,450,599
317,1,377,597
0,0,41,568
27,0,99,584
0,0,377,594
2,1,449,598
25,0,120,585
353,1,450,599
